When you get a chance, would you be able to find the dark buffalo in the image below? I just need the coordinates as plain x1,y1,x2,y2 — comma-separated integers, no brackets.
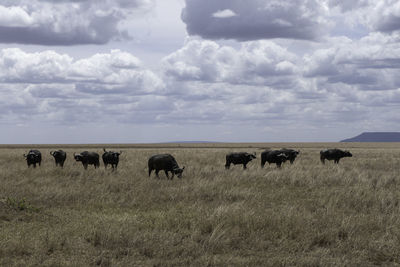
148,154,185,179
279,148,300,164
102,148,122,170
320,149,352,164
50,150,67,167
24,149,42,168
225,152,256,169
74,151,100,169
261,150,288,168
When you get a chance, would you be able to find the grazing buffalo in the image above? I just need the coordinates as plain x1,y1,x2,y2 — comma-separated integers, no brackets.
261,150,288,168
74,151,100,169
50,150,67,167
24,149,42,168
279,148,300,164
225,152,256,169
148,154,185,179
320,149,352,164
102,148,121,171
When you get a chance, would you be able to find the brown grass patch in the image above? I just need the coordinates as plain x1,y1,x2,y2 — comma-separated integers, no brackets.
0,143,400,265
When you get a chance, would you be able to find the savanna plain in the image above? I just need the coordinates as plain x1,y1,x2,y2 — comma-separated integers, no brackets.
1,143,400,266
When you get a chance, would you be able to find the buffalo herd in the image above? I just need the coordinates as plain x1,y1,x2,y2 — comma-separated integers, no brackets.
22,148,353,178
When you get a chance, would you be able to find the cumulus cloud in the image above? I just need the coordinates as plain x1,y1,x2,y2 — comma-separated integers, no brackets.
369,1,400,33
328,0,400,35
0,0,154,45
0,48,167,126
3,0,400,142
157,32,400,138
0,48,163,93
304,34,400,91
162,38,299,87
181,0,329,41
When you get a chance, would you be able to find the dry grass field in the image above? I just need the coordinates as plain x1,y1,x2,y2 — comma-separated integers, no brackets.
1,143,400,266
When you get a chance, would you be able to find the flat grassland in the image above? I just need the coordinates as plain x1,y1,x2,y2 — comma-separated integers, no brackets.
1,143,400,266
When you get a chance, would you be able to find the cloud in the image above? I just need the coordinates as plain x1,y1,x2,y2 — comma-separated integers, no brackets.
181,0,329,41
0,6,34,27
158,33,400,138
162,38,299,87
0,48,167,125
3,37,398,140
328,1,400,35
304,34,400,91
212,9,237,19
0,0,154,45
3,0,400,142
370,1,400,33
0,48,163,93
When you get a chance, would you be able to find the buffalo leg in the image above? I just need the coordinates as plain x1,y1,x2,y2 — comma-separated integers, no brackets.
243,164,247,169
83,163,88,170
164,170,170,179
320,158,325,164
155,170,160,178
148,168,153,177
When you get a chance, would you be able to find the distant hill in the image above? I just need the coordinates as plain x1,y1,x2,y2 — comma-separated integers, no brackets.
341,132,400,142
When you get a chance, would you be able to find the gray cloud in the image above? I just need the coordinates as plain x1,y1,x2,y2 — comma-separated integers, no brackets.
0,0,154,45
328,1,400,34
3,0,400,142
181,0,329,41
304,34,400,91
157,34,400,137
328,0,371,11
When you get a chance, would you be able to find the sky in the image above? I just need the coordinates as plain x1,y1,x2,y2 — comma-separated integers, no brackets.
0,0,399,143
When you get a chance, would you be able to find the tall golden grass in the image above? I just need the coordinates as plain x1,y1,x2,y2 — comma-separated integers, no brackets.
1,143,400,266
